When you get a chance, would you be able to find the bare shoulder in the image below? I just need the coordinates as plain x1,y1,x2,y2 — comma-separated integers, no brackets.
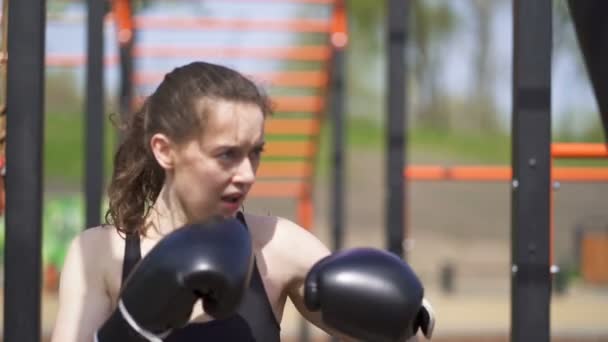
63,225,119,282
243,213,330,275
69,225,118,259
52,226,119,342
72,225,116,247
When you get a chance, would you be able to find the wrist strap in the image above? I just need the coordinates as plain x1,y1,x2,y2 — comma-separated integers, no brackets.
119,300,171,342
94,300,172,342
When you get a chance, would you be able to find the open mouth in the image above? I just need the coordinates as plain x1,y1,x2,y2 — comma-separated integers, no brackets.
221,194,242,204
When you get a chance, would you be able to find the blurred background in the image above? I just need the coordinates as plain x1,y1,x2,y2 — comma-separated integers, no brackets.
1,0,607,341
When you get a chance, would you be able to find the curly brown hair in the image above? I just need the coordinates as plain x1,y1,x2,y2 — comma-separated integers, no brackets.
105,61,272,237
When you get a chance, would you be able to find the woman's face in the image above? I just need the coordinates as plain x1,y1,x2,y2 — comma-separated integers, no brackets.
169,100,265,222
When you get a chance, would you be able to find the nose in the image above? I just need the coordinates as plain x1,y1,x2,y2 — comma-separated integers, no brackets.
233,157,256,186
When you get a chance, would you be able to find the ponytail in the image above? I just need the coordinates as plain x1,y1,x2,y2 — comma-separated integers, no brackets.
105,101,164,236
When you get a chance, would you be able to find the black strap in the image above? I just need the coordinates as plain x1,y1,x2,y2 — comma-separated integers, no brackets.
121,232,141,286
236,211,246,227
121,212,246,286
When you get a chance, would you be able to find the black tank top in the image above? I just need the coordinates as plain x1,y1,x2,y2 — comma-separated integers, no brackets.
121,212,281,341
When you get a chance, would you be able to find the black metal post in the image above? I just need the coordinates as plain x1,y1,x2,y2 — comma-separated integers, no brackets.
328,4,347,342
85,0,105,228
4,0,46,341
511,1,552,341
567,0,608,140
119,30,135,142
331,41,346,252
386,0,408,259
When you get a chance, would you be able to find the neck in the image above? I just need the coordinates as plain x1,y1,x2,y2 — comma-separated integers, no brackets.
144,185,188,239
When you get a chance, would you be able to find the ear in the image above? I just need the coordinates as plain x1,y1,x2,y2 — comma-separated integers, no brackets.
150,133,175,170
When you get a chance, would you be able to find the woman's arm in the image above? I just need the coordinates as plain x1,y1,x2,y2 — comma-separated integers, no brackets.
274,218,357,341
279,218,432,341
50,228,113,342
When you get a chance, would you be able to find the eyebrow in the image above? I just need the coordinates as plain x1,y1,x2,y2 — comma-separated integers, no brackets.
212,140,266,151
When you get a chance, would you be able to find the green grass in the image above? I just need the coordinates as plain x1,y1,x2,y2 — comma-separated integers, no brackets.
43,112,608,186
314,116,608,177
317,116,512,164
409,126,511,163
45,112,117,187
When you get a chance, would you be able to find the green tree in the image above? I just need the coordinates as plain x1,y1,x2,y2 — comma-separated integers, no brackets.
409,0,459,130
467,0,505,133
346,1,459,130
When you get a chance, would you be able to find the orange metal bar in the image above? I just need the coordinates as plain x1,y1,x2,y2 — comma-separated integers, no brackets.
129,17,331,33
449,166,512,181
46,46,330,67
249,181,305,197
552,167,608,181
265,118,320,135
111,0,134,45
249,71,329,88
133,45,331,61
330,0,348,49
550,159,555,268
272,96,325,112
257,162,312,178
404,165,608,182
209,0,334,3
551,143,608,159
132,95,324,113
46,55,119,67
265,141,316,158
403,165,448,180
297,191,314,230
404,165,510,181
135,70,329,88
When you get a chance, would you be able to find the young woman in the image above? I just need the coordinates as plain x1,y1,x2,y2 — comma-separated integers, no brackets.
51,61,432,342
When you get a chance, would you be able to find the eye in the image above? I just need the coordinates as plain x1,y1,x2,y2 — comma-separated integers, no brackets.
219,148,238,161
251,146,265,159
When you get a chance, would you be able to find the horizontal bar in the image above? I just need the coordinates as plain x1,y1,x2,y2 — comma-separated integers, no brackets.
181,0,334,3
142,45,331,60
404,165,608,182
265,141,316,157
46,54,118,67
178,0,334,3
133,95,324,113
132,17,331,33
272,96,325,112
265,118,320,135
249,180,307,197
257,161,312,178
553,167,608,181
250,71,329,88
46,45,331,67
551,143,608,159
404,165,510,181
135,70,329,88
53,15,331,33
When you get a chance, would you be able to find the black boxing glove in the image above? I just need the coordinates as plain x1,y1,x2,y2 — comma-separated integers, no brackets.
304,248,426,342
95,217,254,342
